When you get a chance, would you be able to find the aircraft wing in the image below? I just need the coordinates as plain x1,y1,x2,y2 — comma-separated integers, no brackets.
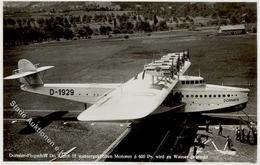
78,61,191,122
77,73,179,121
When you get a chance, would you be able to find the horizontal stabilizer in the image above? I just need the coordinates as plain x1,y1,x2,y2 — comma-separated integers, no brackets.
4,59,54,86
4,66,54,80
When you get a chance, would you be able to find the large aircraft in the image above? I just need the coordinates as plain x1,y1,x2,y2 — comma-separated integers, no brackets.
4,50,250,122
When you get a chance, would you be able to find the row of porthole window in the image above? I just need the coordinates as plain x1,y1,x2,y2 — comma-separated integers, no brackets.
183,94,237,98
181,80,205,85
189,103,220,106
81,93,100,96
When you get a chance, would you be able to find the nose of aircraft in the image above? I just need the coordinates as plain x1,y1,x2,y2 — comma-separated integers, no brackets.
240,88,250,101
241,88,250,92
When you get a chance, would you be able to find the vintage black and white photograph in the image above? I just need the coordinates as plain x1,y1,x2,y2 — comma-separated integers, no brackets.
2,1,257,163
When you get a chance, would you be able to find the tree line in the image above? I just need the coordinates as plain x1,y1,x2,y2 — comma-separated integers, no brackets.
4,3,256,47
4,13,169,46
117,2,256,23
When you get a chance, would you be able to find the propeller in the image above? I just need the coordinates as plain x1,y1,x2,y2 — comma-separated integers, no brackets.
177,54,181,73
181,52,185,65
142,69,146,79
186,49,190,60
171,58,174,78
176,54,182,80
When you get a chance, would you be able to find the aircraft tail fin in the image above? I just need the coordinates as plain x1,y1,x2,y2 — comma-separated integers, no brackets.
4,59,54,86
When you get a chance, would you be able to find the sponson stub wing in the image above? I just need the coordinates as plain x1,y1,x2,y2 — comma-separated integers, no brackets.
77,72,179,122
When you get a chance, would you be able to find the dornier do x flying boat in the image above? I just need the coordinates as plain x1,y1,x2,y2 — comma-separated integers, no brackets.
4,50,250,122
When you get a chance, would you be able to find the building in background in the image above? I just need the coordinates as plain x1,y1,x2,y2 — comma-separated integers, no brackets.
218,24,246,35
